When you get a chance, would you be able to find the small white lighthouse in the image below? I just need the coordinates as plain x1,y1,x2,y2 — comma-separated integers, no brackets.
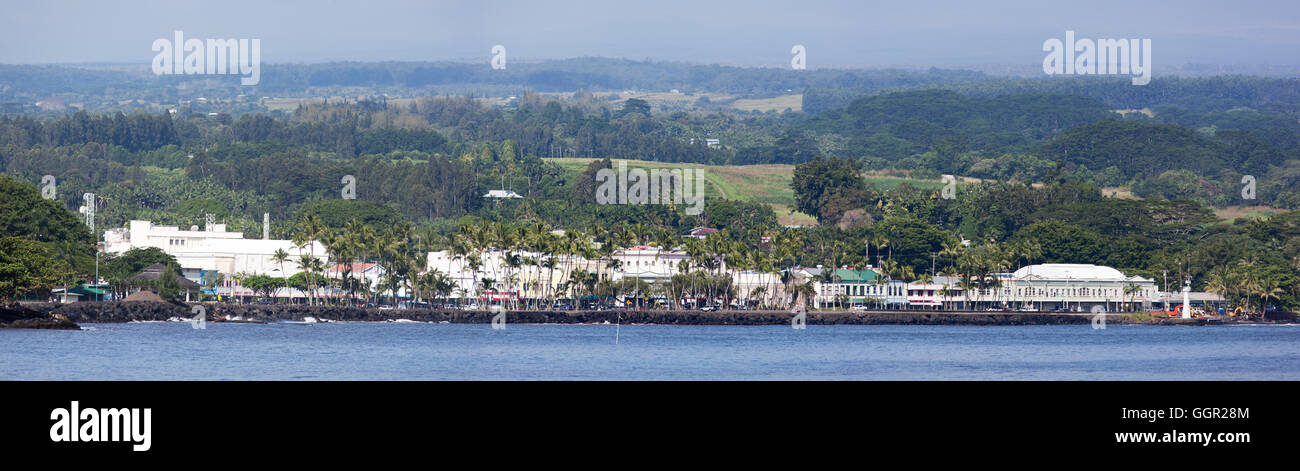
1181,281,1192,319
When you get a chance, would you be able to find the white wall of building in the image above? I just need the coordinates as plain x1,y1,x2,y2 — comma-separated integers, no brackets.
103,220,328,277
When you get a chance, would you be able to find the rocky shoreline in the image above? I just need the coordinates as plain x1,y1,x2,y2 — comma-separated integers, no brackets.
0,302,81,329
11,301,1291,326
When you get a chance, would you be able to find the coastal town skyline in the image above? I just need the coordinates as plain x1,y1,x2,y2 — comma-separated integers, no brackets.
1,4,1295,459
2,0,1296,388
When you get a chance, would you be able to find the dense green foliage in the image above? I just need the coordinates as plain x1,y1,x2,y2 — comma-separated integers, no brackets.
102,247,180,282
805,75,1300,114
0,176,96,299
805,90,1115,157
0,237,60,300
787,162,1298,311
2,61,1299,311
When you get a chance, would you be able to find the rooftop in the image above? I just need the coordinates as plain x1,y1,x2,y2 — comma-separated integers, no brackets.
327,262,379,273
1013,264,1144,281
829,269,879,283
483,189,522,199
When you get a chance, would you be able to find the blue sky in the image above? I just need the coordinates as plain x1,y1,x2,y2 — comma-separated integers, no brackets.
1,0,1296,69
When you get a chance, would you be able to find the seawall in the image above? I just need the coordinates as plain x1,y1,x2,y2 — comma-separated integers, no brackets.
17,301,1276,326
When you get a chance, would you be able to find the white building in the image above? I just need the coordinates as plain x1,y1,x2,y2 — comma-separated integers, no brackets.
483,189,523,199
324,262,396,298
424,245,716,305
425,249,593,302
911,263,1158,312
104,220,327,277
794,267,906,309
906,276,960,310
731,271,785,307
611,245,690,283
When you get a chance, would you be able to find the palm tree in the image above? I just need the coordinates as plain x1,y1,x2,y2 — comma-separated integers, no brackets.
1234,259,1262,314
939,284,954,310
1291,256,1300,303
756,251,778,308
1204,266,1231,301
414,232,435,304
1123,282,1143,313
295,255,319,305
271,248,290,303
774,229,803,309
53,240,80,303
492,222,517,303
984,244,1011,307
464,223,493,302
447,229,470,303
1021,239,1043,307
293,214,325,306
794,281,817,311
1259,277,1284,317
345,220,375,305
870,235,888,267
940,239,964,287
422,269,453,304
812,269,842,309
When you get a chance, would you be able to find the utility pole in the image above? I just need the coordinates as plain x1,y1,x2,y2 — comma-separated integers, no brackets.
1163,270,1168,309
83,193,98,302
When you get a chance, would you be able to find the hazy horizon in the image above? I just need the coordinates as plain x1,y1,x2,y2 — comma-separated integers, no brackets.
1,0,1297,73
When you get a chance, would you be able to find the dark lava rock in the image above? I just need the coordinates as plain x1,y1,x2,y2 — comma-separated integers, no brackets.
0,302,80,329
19,301,1244,326
39,301,192,323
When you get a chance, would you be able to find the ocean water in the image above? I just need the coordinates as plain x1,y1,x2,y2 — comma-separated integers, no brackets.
1,322,1297,380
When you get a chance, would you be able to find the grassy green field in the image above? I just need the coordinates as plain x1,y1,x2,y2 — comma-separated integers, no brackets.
1213,205,1287,223
730,94,803,112
546,158,958,226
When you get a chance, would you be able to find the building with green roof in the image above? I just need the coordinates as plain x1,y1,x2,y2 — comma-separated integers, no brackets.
811,268,907,308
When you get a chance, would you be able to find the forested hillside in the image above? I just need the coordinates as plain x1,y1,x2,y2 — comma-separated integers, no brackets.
3,62,1300,311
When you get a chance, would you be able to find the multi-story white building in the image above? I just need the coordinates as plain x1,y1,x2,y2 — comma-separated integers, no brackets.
425,249,595,302
103,220,327,278
611,245,691,283
793,267,907,309
103,220,331,301
909,264,1158,312
323,262,396,298
906,276,959,310
731,271,785,307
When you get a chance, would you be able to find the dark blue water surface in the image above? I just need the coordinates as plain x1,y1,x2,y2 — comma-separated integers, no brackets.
2,322,1297,380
